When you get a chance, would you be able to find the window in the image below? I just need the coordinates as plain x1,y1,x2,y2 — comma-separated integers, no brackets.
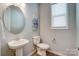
51,3,68,29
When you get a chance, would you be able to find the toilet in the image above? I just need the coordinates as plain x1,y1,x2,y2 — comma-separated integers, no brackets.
32,36,49,56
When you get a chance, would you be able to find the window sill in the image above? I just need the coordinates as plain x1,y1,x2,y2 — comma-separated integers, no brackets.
51,27,68,29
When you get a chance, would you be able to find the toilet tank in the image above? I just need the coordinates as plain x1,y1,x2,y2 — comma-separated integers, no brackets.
32,36,40,45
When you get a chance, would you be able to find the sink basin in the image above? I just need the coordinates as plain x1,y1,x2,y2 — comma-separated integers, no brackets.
8,39,29,49
8,38,29,56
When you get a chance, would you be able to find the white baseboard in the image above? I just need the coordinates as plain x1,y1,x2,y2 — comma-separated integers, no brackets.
27,49,66,56
47,49,66,56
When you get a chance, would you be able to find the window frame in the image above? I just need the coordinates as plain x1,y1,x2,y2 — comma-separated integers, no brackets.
50,3,68,29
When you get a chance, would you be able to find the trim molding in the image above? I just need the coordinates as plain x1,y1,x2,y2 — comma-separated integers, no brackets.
47,49,66,56
27,49,66,56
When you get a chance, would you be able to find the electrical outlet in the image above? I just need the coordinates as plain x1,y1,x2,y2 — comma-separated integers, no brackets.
52,38,56,44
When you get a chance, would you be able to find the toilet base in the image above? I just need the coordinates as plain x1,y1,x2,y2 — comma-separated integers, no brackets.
37,47,46,56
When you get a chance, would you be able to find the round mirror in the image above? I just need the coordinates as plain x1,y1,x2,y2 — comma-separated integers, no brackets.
3,5,25,34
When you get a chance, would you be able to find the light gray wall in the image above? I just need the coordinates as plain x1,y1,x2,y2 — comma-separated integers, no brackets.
0,4,4,56
31,4,40,37
0,3,39,56
0,20,1,56
76,4,79,48
39,3,76,54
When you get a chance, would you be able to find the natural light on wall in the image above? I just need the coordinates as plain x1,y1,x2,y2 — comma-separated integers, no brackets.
11,3,25,8
51,3,68,29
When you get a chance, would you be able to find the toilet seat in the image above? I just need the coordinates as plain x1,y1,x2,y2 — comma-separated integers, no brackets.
37,43,49,49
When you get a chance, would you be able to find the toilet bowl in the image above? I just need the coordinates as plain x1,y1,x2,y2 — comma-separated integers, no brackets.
32,36,49,56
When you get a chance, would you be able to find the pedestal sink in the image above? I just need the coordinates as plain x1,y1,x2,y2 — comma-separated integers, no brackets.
8,39,29,56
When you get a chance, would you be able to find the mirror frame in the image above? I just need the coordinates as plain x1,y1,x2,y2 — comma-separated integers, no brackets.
2,5,25,34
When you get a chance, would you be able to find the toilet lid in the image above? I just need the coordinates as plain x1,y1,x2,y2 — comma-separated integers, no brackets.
37,43,49,49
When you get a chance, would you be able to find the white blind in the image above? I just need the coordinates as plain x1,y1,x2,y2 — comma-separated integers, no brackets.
51,3,68,29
